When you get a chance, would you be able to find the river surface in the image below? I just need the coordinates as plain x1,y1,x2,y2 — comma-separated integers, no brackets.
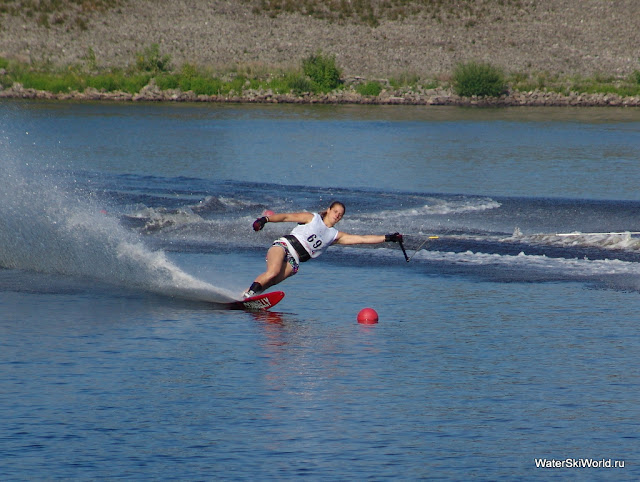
1,100,639,479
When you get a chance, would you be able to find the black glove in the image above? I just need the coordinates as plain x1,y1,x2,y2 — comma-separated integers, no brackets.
385,232,403,243
252,216,268,231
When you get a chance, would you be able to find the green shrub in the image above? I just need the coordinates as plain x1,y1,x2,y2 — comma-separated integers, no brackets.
633,70,640,85
452,61,505,97
86,73,123,91
286,73,313,94
120,73,152,93
16,71,83,93
83,71,149,93
180,63,198,79
302,52,341,92
187,76,223,96
135,43,172,74
264,76,287,94
81,47,98,72
226,75,247,94
155,73,180,90
610,84,640,96
356,81,383,96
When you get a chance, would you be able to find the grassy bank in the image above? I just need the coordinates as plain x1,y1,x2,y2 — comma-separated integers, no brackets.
0,47,344,96
2,45,640,100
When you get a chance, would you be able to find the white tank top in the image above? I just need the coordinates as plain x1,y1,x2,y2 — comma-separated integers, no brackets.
280,213,338,262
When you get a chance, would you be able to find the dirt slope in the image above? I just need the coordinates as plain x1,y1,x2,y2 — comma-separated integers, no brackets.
1,0,639,79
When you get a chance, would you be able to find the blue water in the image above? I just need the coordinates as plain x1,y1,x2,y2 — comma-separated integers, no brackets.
1,100,639,479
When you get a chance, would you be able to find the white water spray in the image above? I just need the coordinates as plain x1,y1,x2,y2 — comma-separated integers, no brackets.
0,139,237,303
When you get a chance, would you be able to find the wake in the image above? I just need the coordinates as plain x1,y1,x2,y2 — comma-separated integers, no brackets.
0,144,236,303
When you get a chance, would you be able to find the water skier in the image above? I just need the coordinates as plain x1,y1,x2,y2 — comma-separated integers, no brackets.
244,201,403,298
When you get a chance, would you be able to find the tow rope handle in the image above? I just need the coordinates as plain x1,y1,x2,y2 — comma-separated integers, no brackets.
399,236,439,262
398,238,410,262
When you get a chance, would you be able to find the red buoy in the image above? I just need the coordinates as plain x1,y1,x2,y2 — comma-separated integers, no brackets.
357,307,379,324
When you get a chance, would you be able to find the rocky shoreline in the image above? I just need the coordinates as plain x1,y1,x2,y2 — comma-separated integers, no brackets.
2,81,639,107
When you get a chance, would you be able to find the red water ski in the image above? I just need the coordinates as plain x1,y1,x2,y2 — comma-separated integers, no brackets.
227,291,285,311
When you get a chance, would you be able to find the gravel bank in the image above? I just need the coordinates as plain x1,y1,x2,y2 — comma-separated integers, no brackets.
1,0,639,106
2,0,640,78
